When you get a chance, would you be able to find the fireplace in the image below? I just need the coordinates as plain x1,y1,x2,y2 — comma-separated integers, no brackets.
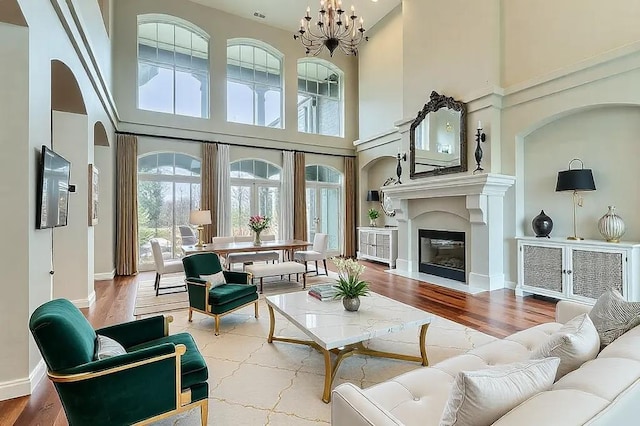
419,229,466,282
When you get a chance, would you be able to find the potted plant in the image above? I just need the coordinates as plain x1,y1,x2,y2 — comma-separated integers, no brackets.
368,208,380,227
248,215,271,245
332,257,370,311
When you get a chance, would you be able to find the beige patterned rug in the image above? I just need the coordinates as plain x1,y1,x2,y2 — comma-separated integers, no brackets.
147,297,496,425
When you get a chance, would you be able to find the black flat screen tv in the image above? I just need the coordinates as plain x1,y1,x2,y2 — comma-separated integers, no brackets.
37,145,71,229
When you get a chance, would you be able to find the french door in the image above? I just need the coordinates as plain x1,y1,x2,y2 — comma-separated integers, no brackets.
230,182,279,237
306,185,341,255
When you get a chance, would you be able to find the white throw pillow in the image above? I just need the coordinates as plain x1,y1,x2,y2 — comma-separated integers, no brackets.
439,357,560,426
589,288,640,347
531,313,600,380
200,271,226,288
95,335,126,360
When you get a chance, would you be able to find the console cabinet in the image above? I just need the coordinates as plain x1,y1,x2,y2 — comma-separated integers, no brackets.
516,237,640,302
357,227,398,268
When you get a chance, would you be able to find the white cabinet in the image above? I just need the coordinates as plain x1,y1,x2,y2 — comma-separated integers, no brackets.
516,237,640,302
357,227,398,268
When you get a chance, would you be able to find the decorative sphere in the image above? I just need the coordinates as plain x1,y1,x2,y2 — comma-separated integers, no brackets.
532,210,553,238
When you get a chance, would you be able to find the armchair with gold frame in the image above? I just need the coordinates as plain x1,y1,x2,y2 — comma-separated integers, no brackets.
182,252,259,335
29,298,208,426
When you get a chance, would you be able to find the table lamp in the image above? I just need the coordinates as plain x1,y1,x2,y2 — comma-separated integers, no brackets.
189,210,211,247
555,159,596,240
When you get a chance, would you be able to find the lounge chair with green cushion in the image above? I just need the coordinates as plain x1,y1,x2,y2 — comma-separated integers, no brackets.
29,298,208,426
182,252,259,335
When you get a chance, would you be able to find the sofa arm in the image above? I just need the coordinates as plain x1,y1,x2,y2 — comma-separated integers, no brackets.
332,383,403,426
556,300,593,324
223,270,250,284
96,315,169,348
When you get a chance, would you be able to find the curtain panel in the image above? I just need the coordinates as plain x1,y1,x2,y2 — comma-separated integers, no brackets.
293,152,307,241
115,134,139,275
344,156,357,258
280,151,295,241
217,144,231,237
201,142,217,244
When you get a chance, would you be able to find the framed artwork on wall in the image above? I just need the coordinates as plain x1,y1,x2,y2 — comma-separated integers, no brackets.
88,164,99,226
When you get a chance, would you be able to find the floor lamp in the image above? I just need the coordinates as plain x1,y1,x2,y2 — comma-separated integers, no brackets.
555,159,596,240
189,210,212,247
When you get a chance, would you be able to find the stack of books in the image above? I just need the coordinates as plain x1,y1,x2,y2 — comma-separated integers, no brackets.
308,284,338,301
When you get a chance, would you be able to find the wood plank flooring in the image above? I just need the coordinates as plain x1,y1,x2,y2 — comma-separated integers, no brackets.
0,260,555,425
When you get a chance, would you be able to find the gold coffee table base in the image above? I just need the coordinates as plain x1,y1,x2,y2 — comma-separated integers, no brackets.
267,304,429,403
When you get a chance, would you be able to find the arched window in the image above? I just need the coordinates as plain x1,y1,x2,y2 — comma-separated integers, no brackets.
230,159,281,236
137,14,209,118
305,165,343,252
297,59,343,137
227,39,283,128
137,152,201,267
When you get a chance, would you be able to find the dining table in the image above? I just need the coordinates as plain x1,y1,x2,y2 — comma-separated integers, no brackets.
182,239,312,266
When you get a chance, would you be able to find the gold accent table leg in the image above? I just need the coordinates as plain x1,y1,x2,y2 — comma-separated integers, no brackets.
419,323,429,366
267,304,275,343
322,349,333,403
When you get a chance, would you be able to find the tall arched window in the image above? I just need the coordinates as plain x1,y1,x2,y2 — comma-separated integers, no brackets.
305,165,343,253
227,39,283,128
137,152,201,267
298,59,343,137
230,159,281,236
137,14,209,118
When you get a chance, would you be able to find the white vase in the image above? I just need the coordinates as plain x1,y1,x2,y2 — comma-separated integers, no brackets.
598,206,625,243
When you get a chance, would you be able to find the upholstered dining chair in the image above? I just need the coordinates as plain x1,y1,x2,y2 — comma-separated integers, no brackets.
151,238,186,296
182,252,259,335
29,298,208,426
178,225,197,246
294,233,329,275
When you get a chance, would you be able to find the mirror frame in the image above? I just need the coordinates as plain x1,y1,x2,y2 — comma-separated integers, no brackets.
409,91,467,178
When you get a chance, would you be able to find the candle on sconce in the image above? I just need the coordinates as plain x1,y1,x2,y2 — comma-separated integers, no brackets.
477,120,482,130
306,6,311,18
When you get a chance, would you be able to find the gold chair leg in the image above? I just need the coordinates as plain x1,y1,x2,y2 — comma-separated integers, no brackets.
188,308,193,322
200,399,208,426
214,315,220,336
254,301,259,318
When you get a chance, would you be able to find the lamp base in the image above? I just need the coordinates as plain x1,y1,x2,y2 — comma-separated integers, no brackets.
195,225,205,247
567,236,584,241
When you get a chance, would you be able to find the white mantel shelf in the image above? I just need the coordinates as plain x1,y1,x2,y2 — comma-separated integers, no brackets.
382,173,516,200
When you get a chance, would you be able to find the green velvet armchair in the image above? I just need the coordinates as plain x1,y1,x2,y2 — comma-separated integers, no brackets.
182,252,259,335
29,299,208,426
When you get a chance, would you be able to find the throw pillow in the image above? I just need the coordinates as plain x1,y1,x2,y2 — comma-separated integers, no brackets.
200,271,226,288
95,335,126,360
531,313,600,380
439,357,560,426
588,288,640,347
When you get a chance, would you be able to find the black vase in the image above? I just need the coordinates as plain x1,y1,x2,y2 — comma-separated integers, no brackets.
532,210,553,238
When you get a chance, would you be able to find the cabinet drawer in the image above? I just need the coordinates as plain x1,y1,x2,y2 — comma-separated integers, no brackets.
522,245,563,292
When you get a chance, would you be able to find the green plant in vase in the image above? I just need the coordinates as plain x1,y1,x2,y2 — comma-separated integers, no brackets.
332,257,370,311
368,208,380,227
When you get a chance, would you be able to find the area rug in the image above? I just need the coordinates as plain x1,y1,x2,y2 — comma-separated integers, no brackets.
148,297,497,425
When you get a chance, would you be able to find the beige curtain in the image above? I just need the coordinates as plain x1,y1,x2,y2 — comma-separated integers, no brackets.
344,156,357,258
293,152,307,241
115,134,139,275
201,142,217,243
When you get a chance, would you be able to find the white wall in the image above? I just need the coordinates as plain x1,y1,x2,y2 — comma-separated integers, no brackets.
94,143,115,278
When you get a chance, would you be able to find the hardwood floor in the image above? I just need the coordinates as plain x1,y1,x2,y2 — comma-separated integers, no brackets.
0,261,555,425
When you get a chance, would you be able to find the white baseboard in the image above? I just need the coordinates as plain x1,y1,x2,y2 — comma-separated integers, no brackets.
94,269,115,281
505,280,517,290
0,359,46,401
71,290,96,309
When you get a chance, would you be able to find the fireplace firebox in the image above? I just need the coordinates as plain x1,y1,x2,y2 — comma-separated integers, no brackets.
419,229,466,282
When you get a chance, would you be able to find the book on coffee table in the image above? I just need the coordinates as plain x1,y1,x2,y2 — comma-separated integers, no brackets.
308,284,338,301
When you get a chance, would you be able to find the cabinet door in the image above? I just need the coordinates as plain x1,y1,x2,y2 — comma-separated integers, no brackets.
521,244,564,295
358,231,369,255
375,233,390,260
570,248,624,300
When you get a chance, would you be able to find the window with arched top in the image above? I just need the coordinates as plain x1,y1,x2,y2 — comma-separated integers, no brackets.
305,165,343,252
137,14,210,118
298,59,343,137
227,39,283,128
137,152,202,267
230,159,281,237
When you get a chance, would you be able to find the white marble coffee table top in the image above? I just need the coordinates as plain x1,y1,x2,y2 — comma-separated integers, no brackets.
266,291,432,350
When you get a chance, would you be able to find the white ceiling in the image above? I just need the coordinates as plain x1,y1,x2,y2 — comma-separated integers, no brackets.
190,0,400,33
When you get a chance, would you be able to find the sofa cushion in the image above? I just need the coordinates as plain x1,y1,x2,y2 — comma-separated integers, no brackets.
208,283,257,305
598,321,640,362
588,288,640,347
531,313,600,380
439,357,560,426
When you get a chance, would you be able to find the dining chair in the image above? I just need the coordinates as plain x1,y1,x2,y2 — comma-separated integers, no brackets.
179,225,197,246
151,238,186,296
294,233,329,275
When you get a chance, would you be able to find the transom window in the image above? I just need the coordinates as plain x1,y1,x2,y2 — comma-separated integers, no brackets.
298,59,343,137
230,159,281,237
137,152,201,268
137,15,209,118
227,39,283,128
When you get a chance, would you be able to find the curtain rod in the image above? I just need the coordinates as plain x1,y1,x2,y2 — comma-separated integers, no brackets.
115,131,356,158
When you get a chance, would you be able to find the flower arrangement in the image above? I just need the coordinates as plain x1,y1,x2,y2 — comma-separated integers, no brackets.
248,215,271,233
332,257,370,301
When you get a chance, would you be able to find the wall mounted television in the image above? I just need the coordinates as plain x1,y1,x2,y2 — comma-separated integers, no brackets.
36,145,71,229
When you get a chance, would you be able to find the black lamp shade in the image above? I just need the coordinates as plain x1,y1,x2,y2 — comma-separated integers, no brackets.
555,169,596,192
366,190,380,202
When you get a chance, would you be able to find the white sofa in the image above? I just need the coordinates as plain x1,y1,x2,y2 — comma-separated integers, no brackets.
332,300,640,425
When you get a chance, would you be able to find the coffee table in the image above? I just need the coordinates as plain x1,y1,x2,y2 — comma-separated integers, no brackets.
265,291,432,403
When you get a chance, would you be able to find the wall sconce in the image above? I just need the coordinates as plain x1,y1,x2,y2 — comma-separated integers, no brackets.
474,121,487,173
396,152,407,184
555,158,596,240
366,190,380,202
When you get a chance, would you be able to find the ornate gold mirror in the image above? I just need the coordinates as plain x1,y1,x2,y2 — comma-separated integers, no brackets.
410,91,467,178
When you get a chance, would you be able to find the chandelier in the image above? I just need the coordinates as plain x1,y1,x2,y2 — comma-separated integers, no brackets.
294,0,368,57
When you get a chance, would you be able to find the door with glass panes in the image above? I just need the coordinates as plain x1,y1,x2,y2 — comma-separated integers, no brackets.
305,165,342,256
